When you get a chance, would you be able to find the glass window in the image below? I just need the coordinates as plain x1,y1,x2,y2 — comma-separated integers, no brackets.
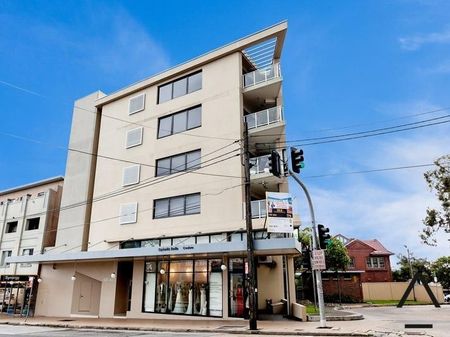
172,77,188,98
187,106,201,129
188,72,202,93
0,250,12,267
186,151,201,170
158,117,172,138
173,111,187,134
5,221,18,233
171,154,186,173
379,257,385,268
158,83,172,103
154,199,169,218
185,194,200,214
169,196,185,217
156,158,171,177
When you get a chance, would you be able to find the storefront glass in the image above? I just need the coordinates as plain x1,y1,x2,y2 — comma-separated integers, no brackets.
143,259,223,317
228,258,248,318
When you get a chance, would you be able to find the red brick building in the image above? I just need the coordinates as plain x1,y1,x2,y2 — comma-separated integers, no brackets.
345,239,393,282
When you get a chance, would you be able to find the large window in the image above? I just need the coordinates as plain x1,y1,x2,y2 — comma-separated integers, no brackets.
366,257,385,269
25,217,40,231
156,150,201,177
158,71,202,103
153,193,200,219
5,221,18,233
144,259,222,317
157,106,201,138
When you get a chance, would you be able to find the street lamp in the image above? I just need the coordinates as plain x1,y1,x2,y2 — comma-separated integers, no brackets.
403,245,416,301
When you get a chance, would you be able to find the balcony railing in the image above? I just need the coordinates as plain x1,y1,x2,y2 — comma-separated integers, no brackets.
245,106,283,130
251,199,267,219
249,155,270,175
243,64,281,88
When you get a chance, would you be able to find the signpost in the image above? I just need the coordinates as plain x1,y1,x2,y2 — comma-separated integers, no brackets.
312,250,326,270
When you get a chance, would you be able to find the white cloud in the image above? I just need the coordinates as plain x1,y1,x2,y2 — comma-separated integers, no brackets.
399,28,450,50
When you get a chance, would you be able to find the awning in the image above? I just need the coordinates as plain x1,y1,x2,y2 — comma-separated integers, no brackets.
6,237,301,264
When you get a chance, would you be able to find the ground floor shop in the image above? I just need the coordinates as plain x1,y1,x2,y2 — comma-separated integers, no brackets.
8,234,301,319
0,275,38,316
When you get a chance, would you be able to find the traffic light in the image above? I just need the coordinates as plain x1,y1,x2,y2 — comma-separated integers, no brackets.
268,151,281,177
301,248,311,270
291,147,304,173
317,224,331,249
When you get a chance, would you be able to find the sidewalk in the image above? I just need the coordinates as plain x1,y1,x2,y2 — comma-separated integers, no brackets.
0,315,374,336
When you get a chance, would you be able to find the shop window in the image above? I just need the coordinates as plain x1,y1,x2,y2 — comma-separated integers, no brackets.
144,259,222,317
5,221,18,233
26,217,40,231
229,258,248,318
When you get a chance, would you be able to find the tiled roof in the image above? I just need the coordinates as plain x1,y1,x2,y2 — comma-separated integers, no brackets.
361,239,394,256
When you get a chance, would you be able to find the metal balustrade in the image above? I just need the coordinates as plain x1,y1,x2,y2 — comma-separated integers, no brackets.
249,155,270,175
243,63,281,88
245,106,283,130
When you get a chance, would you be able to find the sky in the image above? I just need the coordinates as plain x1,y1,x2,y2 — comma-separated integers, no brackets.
0,0,449,265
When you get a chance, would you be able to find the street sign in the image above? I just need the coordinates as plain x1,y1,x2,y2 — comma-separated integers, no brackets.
312,249,326,270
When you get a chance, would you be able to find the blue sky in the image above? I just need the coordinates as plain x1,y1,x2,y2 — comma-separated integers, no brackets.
1,1,449,264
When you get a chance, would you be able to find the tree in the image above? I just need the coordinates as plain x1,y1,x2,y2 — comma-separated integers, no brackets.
431,256,450,289
324,238,351,303
392,254,432,284
422,155,450,245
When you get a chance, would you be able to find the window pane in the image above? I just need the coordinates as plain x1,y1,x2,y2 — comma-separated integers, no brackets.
158,116,172,138
172,78,187,98
169,197,185,217
156,158,171,177
188,72,202,93
185,194,200,214
186,151,201,170
154,199,169,218
159,84,172,103
187,106,201,129
173,111,187,134
171,154,186,173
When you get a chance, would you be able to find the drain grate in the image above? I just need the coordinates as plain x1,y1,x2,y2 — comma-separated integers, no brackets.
58,319,75,322
216,325,246,330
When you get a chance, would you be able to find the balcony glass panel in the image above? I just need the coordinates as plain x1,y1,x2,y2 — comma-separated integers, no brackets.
251,200,267,219
245,106,283,130
250,155,270,175
242,64,281,88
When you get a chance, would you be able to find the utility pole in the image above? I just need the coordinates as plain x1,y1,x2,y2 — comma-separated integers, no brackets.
290,170,327,328
404,245,416,301
243,120,257,330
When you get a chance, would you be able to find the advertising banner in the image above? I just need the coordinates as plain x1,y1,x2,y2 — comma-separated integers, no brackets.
266,192,294,233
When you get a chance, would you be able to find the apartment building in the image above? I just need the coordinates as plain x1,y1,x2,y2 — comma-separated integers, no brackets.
0,176,63,314
8,22,301,320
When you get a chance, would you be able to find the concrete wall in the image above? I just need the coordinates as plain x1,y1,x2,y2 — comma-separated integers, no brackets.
362,282,445,303
256,256,285,310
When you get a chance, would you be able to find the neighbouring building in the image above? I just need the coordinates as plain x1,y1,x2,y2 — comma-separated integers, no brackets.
8,22,303,320
0,176,63,314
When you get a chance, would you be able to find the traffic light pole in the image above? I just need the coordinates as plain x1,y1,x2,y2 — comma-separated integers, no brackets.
243,121,257,330
289,170,327,328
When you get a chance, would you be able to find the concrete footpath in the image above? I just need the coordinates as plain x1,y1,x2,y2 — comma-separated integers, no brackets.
0,315,374,336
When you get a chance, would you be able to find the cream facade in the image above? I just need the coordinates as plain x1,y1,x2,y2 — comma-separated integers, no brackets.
0,176,63,314
8,22,301,320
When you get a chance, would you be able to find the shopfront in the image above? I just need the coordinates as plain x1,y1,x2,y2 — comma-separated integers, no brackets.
0,275,37,316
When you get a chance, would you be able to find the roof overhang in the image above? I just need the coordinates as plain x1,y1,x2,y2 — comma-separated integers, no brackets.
6,237,300,264
95,21,287,108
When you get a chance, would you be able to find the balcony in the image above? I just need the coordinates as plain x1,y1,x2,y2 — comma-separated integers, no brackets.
250,155,270,176
246,106,283,130
242,64,282,106
251,199,267,219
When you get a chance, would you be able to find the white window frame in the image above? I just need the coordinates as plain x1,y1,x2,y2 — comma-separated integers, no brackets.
128,93,146,115
122,165,141,186
126,127,144,149
119,202,138,225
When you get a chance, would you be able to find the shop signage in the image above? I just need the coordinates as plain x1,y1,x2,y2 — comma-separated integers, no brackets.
157,245,195,252
266,192,294,233
311,250,326,270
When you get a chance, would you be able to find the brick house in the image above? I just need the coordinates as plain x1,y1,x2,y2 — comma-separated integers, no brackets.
345,239,393,282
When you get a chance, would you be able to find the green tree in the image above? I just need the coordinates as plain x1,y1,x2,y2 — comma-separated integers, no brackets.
422,155,450,245
431,256,450,289
324,238,351,303
392,254,432,284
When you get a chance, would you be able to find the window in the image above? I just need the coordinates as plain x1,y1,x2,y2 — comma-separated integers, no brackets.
129,93,145,115
0,250,12,267
158,71,202,103
120,202,138,225
366,257,385,269
126,127,143,148
153,193,200,219
26,217,40,231
157,106,201,138
5,221,18,233
22,248,33,256
349,257,355,269
123,165,141,186
155,150,201,176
